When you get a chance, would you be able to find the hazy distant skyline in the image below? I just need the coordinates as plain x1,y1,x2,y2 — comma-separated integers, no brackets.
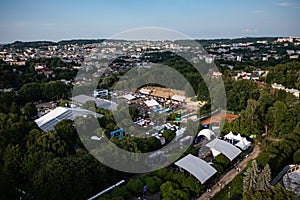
0,0,300,43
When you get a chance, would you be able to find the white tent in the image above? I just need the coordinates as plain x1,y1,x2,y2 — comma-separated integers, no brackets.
175,154,217,184
122,94,136,101
197,129,216,140
234,133,243,141
224,131,235,140
235,137,251,150
206,138,242,161
144,99,159,107
35,107,102,131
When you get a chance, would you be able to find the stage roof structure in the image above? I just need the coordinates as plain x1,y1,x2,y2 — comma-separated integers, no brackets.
35,106,102,131
71,94,118,111
175,154,217,184
206,138,242,161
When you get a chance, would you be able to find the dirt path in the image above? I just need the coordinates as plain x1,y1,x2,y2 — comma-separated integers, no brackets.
198,145,261,200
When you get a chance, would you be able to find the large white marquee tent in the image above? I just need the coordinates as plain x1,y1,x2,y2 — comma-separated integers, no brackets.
206,138,242,161
175,154,217,184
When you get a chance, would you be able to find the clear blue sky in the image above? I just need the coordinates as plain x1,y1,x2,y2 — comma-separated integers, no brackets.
0,0,299,43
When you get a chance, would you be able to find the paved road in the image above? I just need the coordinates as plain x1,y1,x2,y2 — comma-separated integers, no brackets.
198,145,261,200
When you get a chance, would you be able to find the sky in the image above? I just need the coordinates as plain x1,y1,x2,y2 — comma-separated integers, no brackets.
0,0,300,43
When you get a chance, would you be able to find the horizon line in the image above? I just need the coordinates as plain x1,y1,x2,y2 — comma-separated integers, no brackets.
1,35,300,45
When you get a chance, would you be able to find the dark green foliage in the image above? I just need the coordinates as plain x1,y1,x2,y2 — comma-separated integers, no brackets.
160,181,190,200
167,112,180,121
58,39,105,46
266,61,300,90
143,176,162,193
129,106,140,121
152,167,174,181
21,102,37,119
54,119,78,153
0,92,17,113
183,146,198,157
213,154,231,177
221,119,241,135
2,144,24,184
146,52,210,99
126,179,144,196
81,100,97,111
226,80,259,112
162,130,176,143
293,149,300,163
18,82,42,103
0,112,36,156
257,164,271,191
4,41,56,49
110,186,131,200
243,185,297,200
240,99,260,135
172,173,203,195
256,125,300,177
213,171,244,200
32,155,108,200
41,81,70,101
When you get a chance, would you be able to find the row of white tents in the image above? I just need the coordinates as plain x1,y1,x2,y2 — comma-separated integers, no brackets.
197,129,251,151
224,131,251,151
175,130,252,184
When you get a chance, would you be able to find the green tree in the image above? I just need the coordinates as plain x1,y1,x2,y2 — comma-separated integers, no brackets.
22,146,55,182
59,100,69,107
2,144,23,184
172,173,202,195
144,137,161,152
54,119,78,153
267,101,288,135
152,168,174,181
18,82,42,103
160,181,189,200
33,155,108,200
22,102,37,119
293,149,300,163
244,161,272,193
144,176,162,192
41,81,69,101
82,100,96,111
257,92,275,135
243,160,259,192
10,102,21,115
257,164,271,191
129,106,140,120
226,80,259,112
110,186,131,200
126,179,143,196
240,99,261,136
243,185,297,200
221,119,241,135
35,130,69,156
162,130,176,143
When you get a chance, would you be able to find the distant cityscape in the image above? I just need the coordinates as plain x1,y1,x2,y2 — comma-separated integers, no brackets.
1,37,300,66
